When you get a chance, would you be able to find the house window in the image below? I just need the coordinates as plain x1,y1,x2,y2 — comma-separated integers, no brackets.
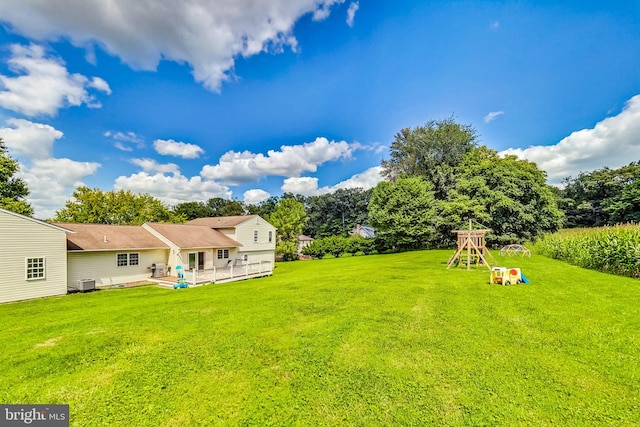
217,249,229,259
268,231,273,243
26,257,45,280
116,253,128,267
129,253,139,266
116,253,139,267
254,229,258,243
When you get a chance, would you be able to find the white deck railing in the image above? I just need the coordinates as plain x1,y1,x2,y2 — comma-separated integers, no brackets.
186,261,273,284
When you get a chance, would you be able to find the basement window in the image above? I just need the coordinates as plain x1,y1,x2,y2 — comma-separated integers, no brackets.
25,257,45,280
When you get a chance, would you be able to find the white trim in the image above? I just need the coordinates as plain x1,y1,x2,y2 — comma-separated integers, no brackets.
25,256,46,280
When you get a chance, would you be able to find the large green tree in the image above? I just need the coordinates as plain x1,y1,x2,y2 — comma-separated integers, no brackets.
269,198,308,261
0,138,33,216
368,176,437,251
172,201,214,220
448,147,563,243
560,162,640,227
246,196,280,219
54,186,184,225
381,117,478,199
206,197,246,217
304,188,372,238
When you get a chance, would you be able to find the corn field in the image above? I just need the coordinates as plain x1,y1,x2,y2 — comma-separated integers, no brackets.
532,224,640,278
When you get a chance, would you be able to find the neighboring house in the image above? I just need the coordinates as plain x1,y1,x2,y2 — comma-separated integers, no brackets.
0,208,70,303
298,235,314,254
352,224,376,238
57,223,170,289
187,215,276,266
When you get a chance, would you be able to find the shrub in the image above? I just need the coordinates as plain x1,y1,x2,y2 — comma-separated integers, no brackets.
303,235,377,258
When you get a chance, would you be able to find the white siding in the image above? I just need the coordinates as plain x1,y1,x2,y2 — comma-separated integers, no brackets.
67,249,168,287
234,217,276,265
0,210,68,303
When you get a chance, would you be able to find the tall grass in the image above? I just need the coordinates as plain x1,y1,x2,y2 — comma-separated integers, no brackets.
532,224,640,278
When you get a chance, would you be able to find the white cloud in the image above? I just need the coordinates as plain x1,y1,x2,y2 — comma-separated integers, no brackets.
281,166,384,196
243,189,271,204
346,2,359,27
201,137,357,184
21,158,101,219
154,139,204,159
484,111,504,123
130,158,180,174
0,44,110,116
0,118,62,159
0,118,100,218
114,172,232,207
0,0,345,91
282,176,321,195
501,94,640,184
104,131,145,151
88,77,112,95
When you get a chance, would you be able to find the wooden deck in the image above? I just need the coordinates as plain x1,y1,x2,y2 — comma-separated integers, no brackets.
149,261,273,288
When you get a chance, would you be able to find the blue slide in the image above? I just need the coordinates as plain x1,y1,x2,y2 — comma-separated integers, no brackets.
521,273,530,284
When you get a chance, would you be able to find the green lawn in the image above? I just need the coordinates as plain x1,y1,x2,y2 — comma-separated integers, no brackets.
1,250,638,426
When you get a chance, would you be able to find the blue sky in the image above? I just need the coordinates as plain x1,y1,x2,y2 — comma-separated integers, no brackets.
0,1,639,218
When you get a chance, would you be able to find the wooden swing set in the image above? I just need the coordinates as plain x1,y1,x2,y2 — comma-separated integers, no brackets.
447,219,496,270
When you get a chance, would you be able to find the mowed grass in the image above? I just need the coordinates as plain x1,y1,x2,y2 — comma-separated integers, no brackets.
0,250,638,426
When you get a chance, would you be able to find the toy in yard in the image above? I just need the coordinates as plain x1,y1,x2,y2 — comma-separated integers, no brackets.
490,267,530,285
447,219,496,270
173,265,189,289
173,281,189,289
499,244,531,257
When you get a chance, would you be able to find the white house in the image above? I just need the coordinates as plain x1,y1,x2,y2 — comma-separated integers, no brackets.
298,235,314,255
187,215,276,266
57,223,170,289
0,208,70,303
142,222,242,273
0,214,276,302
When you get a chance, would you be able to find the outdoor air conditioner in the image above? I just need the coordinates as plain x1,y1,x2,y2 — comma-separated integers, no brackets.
77,279,96,292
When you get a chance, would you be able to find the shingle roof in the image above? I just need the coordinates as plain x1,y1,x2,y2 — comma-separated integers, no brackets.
54,223,169,251
145,223,241,249
187,215,257,228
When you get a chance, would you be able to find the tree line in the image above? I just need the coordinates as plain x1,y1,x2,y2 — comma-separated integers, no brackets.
2,120,640,259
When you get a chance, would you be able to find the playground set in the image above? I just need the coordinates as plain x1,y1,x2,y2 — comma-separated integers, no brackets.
447,220,531,285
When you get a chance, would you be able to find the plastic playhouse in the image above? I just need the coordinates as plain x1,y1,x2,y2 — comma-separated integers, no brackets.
490,267,530,285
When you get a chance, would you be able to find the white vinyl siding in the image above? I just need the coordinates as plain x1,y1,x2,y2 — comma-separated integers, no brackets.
232,217,277,266
67,249,168,288
0,209,68,303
